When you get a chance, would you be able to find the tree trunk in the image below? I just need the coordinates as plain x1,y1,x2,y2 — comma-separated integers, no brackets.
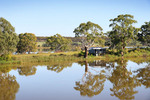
85,61,88,73
121,46,125,57
84,46,88,58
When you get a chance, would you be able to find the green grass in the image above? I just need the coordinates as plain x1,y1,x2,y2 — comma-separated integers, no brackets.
0,48,150,65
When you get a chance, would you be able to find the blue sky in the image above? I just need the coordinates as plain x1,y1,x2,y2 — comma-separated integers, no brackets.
0,0,150,37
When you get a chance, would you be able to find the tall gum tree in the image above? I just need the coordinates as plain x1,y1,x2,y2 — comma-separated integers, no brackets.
0,17,18,55
73,21,103,58
109,14,139,56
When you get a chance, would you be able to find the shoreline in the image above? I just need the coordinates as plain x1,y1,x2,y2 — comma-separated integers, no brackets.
0,50,150,65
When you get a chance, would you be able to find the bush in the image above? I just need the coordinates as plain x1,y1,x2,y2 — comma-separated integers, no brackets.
0,54,12,61
78,51,85,57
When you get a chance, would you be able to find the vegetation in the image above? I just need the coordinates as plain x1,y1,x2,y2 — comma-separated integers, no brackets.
17,33,37,54
108,14,139,56
138,21,150,45
0,16,150,63
0,17,18,57
74,21,104,58
46,34,72,51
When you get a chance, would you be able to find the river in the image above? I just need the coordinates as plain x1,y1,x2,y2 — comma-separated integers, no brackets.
0,59,150,100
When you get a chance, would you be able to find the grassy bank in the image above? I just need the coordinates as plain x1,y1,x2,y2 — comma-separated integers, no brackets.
0,48,150,64
0,51,103,64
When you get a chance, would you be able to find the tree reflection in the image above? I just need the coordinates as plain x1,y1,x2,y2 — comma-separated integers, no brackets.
74,61,106,97
18,66,37,76
0,73,20,100
47,61,73,73
108,58,141,100
135,64,150,88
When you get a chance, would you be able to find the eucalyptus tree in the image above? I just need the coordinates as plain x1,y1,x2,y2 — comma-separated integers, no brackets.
108,14,139,56
73,21,103,58
17,33,37,54
138,21,150,45
46,34,72,52
0,17,18,55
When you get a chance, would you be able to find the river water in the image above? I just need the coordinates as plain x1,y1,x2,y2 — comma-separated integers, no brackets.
0,59,150,100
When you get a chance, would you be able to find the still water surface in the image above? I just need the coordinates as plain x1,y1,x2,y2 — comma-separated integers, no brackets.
0,59,150,100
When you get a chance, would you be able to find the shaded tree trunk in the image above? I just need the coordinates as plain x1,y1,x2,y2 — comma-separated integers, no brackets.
85,61,88,73
84,46,88,58
121,46,125,57
121,39,125,57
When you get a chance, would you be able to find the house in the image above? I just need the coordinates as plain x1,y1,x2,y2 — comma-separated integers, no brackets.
88,47,106,56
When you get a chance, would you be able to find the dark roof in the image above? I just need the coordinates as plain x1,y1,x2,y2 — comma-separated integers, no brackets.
89,47,106,50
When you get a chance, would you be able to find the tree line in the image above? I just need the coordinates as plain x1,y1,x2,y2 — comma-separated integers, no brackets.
0,14,150,59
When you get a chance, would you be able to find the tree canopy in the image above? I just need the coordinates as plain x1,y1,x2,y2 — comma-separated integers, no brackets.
46,34,72,51
138,21,150,45
73,21,103,58
0,17,18,55
108,14,139,55
17,33,37,54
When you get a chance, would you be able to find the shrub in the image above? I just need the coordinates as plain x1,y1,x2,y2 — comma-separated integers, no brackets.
78,51,85,57
1,54,12,61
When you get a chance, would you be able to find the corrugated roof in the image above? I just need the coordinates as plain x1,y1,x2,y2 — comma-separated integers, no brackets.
89,47,105,50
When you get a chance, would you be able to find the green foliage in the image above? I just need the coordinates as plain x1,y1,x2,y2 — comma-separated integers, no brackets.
0,54,12,61
106,48,128,56
74,21,104,58
127,39,142,47
108,14,139,51
0,17,19,55
46,34,72,51
138,21,150,45
17,33,37,53
74,21,104,48
125,48,150,57
78,51,85,57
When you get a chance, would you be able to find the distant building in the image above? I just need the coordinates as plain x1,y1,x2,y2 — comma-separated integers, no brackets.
88,47,106,56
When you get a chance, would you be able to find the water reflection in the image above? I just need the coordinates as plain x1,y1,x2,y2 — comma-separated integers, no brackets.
0,73,19,100
108,58,141,100
47,61,73,73
0,58,149,100
135,64,150,88
74,61,106,97
17,66,37,76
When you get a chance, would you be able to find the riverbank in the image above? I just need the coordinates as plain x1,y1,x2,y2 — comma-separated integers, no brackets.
0,48,150,65
0,51,103,64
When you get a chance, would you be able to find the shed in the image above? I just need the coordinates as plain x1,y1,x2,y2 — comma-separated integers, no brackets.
88,47,106,56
